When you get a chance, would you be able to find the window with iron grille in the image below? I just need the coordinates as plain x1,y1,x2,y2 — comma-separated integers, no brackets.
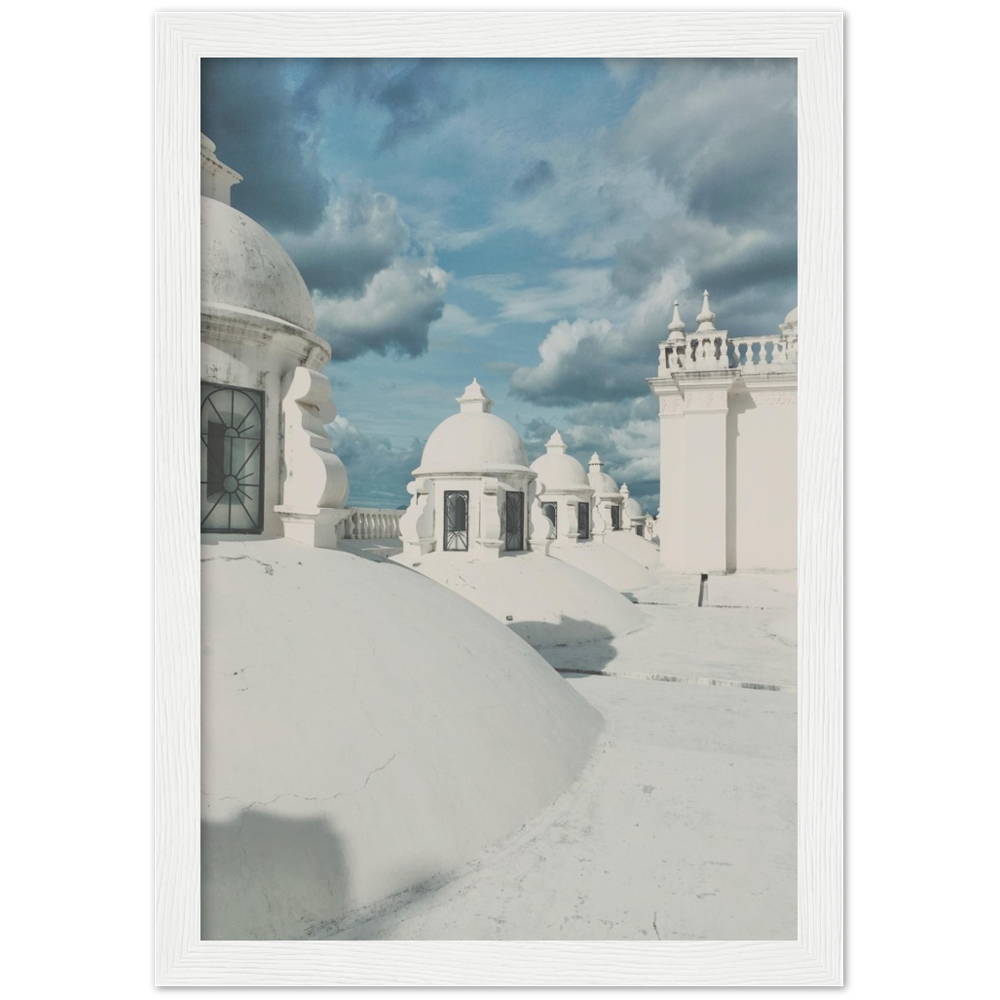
443,490,469,551
577,502,590,539
201,382,265,534
611,504,621,531
504,490,525,551
542,501,557,530
635,525,643,536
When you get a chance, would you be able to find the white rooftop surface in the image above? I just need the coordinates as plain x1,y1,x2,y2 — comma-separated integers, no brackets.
549,539,660,593
387,546,650,647
604,529,661,569
313,569,797,940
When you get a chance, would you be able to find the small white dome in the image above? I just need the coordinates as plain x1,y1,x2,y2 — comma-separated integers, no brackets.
202,196,316,335
587,453,622,498
623,496,643,519
532,451,591,492
784,305,798,326
531,431,591,493
415,380,530,476
417,412,529,475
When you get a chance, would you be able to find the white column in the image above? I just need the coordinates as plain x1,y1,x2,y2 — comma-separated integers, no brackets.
648,377,685,570
675,371,737,573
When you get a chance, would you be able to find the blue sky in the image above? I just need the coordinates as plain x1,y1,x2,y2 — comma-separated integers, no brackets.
202,58,797,511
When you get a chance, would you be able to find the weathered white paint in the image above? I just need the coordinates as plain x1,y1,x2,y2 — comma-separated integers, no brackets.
649,296,797,573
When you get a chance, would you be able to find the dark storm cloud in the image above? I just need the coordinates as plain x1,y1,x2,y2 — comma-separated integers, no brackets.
373,59,466,150
512,159,556,198
314,256,450,362
280,187,410,298
201,58,465,234
618,59,797,230
611,224,797,303
201,60,332,234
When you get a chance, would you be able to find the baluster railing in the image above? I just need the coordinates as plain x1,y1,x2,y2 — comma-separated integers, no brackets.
341,507,403,540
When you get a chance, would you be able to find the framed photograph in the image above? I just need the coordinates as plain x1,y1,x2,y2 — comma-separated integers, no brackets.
155,10,842,986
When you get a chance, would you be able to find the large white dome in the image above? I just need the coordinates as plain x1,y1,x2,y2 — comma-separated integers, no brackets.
201,195,316,335
201,539,601,939
417,412,529,475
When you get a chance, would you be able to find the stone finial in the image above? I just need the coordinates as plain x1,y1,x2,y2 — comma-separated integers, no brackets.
696,289,717,332
621,483,630,498
667,300,687,342
588,452,603,469
546,430,567,453
457,377,494,414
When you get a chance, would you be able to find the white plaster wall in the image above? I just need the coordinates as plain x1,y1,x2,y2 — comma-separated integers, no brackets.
733,380,797,570
682,409,729,573
656,403,685,571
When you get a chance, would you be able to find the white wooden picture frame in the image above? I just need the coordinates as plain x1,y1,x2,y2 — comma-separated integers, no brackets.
154,10,842,986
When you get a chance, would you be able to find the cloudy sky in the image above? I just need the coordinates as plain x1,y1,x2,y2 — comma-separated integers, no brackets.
202,58,797,511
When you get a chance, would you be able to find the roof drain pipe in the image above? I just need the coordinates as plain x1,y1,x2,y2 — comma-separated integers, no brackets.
697,573,708,608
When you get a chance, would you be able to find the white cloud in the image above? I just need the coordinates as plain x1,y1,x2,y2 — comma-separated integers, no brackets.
314,255,451,360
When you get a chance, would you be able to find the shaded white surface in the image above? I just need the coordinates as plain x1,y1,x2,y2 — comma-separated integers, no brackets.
201,539,602,939
605,530,661,569
398,547,649,647
550,539,660,593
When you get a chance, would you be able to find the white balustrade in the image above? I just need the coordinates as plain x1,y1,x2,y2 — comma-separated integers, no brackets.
663,333,797,372
342,507,404,540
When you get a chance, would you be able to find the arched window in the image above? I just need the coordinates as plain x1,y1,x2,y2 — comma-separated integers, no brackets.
443,490,469,551
504,491,525,551
577,502,590,540
542,502,557,529
201,383,264,533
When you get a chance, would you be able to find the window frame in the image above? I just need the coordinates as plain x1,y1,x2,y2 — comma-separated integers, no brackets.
200,381,266,535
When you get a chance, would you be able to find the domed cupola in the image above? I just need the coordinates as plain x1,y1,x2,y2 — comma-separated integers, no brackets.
200,134,348,547
401,380,552,559
588,453,625,534
530,431,595,543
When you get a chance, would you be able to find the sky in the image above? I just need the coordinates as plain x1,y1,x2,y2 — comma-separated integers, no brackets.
202,58,797,512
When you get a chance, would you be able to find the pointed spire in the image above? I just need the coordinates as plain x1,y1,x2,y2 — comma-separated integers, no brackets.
456,377,494,413
546,429,567,453
588,452,603,469
667,300,686,342
696,289,716,332
620,483,630,498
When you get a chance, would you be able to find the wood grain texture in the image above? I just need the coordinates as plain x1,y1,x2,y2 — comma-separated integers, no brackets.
154,11,843,986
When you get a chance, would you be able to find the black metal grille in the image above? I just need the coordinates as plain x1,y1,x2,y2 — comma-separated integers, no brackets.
201,382,265,533
577,502,590,539
635,525,643,536
504,491,525,551
611,504,621,531
443,490,469,551
542,502,557,530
